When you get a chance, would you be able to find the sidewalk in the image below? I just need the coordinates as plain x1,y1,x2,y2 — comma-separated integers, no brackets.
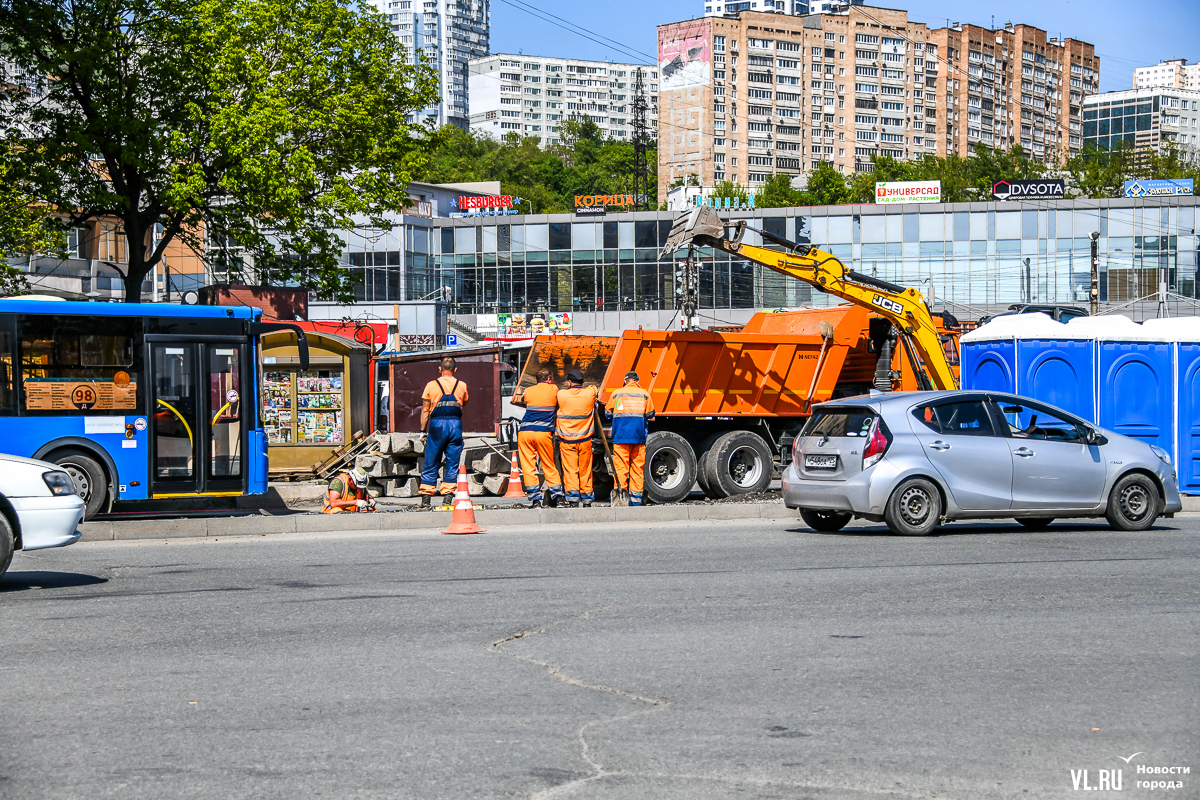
79,500,795,542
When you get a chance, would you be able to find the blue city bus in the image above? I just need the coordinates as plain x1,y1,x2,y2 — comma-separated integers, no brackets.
0,299,308,516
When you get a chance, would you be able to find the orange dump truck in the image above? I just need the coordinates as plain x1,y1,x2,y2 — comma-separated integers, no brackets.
517,304,959,503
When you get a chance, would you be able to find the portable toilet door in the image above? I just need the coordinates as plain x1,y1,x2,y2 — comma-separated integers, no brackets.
1098,340,1173,453
960,340,1016,393
1016,338,1095,423
1177,343,1200,493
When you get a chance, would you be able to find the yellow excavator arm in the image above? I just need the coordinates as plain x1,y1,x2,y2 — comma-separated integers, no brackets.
660,205,959,391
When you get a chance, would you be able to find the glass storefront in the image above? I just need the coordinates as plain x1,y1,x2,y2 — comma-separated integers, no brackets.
340,198,1200,313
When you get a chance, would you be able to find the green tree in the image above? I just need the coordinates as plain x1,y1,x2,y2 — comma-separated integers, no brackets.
709,180,750,205
755,173,803,208
0,0,438,302
0,141,66,295
802,162,850,206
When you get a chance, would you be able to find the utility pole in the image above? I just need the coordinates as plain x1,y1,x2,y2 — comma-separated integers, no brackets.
631,68,649,211
1089,231,1099,315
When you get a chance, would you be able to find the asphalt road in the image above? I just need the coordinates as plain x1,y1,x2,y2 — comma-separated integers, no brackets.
2,515,1197,799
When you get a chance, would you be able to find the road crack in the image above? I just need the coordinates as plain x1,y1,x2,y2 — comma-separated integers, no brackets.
489,606,665,798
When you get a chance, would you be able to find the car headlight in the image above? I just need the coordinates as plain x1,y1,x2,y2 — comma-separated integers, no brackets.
1149,445,1172,465
43,470,76,497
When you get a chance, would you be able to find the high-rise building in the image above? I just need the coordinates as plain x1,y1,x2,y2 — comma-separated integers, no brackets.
656,9,1097,198
1083,88,1200,153
929,22,1097,163
1133,59,1200,91
368,0,489,129
468,55,659,146
702,0,866,19
658,7,939,196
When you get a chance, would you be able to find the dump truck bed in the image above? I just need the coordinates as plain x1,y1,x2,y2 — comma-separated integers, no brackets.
518,306,875,417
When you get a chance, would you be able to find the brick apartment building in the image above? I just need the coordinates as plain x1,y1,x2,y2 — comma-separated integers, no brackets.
929,22,1097,164
657,7,1097,198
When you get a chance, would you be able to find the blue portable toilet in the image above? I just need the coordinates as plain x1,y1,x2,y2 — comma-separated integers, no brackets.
961,314,1093,420
1088,316,1174,454
1143,318,1200,490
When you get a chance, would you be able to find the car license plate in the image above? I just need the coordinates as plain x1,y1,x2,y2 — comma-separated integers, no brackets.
804,455,837,469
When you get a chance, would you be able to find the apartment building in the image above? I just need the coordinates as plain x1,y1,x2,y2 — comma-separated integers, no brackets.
1133,59,1200,91
468,55,659,146
1083,88,1200,153
368,0,489,129
929,22,1097,163
702,0,868,19
657,7,941,197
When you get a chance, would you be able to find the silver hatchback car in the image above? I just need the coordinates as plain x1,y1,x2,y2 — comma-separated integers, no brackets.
782,391,1183,535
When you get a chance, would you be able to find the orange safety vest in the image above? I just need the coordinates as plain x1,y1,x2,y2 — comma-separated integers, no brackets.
555,385,598,443
320,471,368,513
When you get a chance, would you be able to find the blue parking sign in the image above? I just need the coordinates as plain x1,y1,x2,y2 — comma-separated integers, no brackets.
446,334,458,347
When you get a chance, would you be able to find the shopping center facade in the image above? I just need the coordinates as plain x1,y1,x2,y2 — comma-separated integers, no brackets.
341,195,1200,333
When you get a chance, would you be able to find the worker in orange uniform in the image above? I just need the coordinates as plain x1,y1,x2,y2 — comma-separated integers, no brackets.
605,371,655,506
556,370,599,507
419,356,469,500
321,465,376,513
511,368,564,508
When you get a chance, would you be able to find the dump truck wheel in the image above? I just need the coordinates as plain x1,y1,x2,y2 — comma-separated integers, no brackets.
643,432,697,505
694,433,722,498
705,430,773,498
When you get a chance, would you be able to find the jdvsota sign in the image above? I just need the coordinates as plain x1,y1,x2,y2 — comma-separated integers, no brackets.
875,180,941,204
992,179,1065,201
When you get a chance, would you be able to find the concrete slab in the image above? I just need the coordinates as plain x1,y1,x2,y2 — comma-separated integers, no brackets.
77,522,114,542
294,513,384,532
106,518,213,539
613,505,684,523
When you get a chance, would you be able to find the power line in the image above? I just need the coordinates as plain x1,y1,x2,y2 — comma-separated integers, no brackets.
492,0,653,66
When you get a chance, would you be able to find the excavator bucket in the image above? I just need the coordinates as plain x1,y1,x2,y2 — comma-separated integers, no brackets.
660,205,726,260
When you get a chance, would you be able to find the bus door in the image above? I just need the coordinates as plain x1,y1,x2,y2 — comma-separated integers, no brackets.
148,340,246,496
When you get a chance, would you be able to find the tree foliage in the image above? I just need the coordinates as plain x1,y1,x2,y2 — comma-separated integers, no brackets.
0,0,439,301
0,140,66,295
407,119,658,213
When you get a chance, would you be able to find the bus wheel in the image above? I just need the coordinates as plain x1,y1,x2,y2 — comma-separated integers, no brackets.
52,450,108,519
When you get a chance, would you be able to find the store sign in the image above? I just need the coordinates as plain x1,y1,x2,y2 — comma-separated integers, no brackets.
409,200,434,218
1124,179,1194,198
992,179,1065,201
574,194,635,216
450,195,522,217
875,180,941,204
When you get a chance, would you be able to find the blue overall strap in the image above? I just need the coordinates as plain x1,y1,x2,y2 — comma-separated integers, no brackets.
521,405,556,432
430,378,462,419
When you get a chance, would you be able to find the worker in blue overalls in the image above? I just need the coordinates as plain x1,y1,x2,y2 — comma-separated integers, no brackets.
420,356,469,501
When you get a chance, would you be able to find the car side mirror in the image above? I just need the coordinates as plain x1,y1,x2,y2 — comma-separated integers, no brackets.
1078,425,1097,444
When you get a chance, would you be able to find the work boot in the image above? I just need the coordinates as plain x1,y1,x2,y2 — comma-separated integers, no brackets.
419,495,431,509
529,498,542,510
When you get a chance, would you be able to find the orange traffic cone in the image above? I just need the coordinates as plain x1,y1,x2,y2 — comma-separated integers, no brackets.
442,460,486,535
503,448,526,498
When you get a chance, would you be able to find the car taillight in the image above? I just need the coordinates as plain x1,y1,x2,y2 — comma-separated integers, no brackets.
863,422,889,469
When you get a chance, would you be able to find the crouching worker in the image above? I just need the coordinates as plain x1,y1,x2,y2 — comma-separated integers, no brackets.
321,465,376,513
604,371,655,506
511,368,564,508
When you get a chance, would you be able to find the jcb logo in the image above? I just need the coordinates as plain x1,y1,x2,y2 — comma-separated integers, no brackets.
872,295,903,315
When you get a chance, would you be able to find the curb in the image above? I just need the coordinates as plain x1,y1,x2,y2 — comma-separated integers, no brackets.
78,502,795,542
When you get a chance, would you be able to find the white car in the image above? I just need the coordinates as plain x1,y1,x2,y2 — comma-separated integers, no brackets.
0,454,86,579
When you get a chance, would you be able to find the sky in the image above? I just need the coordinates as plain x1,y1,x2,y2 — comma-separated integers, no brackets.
489,0,1200,93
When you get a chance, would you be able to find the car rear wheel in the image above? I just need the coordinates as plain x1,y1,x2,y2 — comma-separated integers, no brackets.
704,430,773,498
643,432,697,505
800,509,852,532
1106,473,1159,531
0,513,13,579
884,477,941,536
51,450,108,519
1017,517,1055,530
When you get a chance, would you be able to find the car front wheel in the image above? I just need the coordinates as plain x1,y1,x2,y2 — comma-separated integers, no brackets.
800,509,852,532
1106,473,1159,531
0,513,13,579
884,477,941,536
